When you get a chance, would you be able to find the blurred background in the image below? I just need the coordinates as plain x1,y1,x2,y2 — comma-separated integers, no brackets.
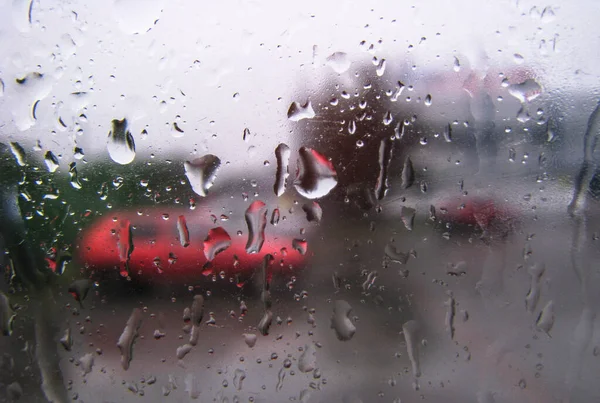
1,0,600,402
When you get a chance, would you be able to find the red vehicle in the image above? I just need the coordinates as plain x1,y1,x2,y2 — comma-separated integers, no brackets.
77,205,306,285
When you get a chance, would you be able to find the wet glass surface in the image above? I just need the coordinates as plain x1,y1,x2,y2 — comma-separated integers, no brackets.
1,0,600,402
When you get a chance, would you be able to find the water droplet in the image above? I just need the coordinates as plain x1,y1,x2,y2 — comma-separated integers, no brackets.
116,219,134,277
184,374,200,399
117,308,143,370
302,202,322,223
60,327,72,351
292,239,308,255
384,243,409,264
514,53,525,64
325,52,351,74
177,215,190,247
517,106,531,123
376,138,394,200
233,368,246,391
508,148,516,162
270,208,280,226
444,295,456,339
243,127,251,142
348,119,357,134
73,147,85,159
171,122,184,137
376,58,386,76
44,151,59,172
441,123,452,143
287,100,315,122
276,367,286,391
525,263,545,313
518,379,527,389
245,200,267,254
383,111,393,125
107,118,136,165
274,143,291,197
68,279,92,307
536,300,555,335
401,207,415,231
424,94,432,106
330,300,356,341
176,344,193,360
401,157,414,189
184,154,221,197
508,79,542,103
258,310,273,336
402,320,421,378
453,56,461,72
203,227,232,261
294,147,338,199
77,353,95,378
243,333,257,348
9,142,26,166
298,343,317,373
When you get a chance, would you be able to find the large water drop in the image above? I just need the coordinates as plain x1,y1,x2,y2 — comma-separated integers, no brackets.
274,143,291,197
288,100,315,121
203,227,232,261
184,154,221,197
330,300,356,341
245,201,267,254
117,308,143,370
326,52,351,74
107,118,136,165
294,147,338,199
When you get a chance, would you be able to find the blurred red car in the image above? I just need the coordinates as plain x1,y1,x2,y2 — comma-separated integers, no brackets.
77,205,305,285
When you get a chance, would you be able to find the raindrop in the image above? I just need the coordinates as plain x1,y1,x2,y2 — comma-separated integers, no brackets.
400,157,415,189
298,343,317,373
233,369,246,391
245,200,268,254
117,308,143,370
270,208,280,226
107,118,136,165
536,300,555,335
330,300,356,341
401,207,416,231
292,239,308,255
78,353,94,376
243,333,257,348
60,327,73,351
258,310,273,336
402,320,421,378
171,122,185,137
384,243,409,264
68,279,92,307
383,111,393,126
376,138,394,200
288,100,315,122
376,58,386,76
444,295,456,339
176,344,193,360
525,263,545,313
203,227,232,261
184,154,221,197
424,94,432,106
302,202,322,223
348,119,357,134
117,219,134,277
453,56,461,72
44,151,59,173
69,163,82,189
276,367,286,391
73,147,85,159
509,148,516,162
243,127,251,142
326,52,351,74
294,147,338,199
177,215,190,247
9,142,26,166
508,79,542,103
274,143,291,197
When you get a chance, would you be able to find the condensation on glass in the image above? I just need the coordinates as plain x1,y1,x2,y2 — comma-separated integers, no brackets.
0,0,599,402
